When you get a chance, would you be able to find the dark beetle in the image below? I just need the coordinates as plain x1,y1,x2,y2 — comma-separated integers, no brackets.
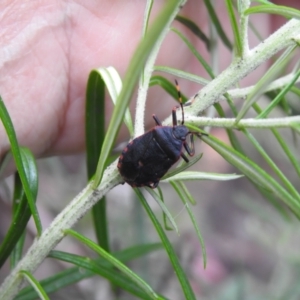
118,80,203,189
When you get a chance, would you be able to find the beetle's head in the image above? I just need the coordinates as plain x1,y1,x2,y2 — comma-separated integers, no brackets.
173,125,189,141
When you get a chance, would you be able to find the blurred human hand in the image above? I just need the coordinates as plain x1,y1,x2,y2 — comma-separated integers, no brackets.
0,0,297,160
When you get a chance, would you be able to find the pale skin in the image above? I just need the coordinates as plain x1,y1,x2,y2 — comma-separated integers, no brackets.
0,0,296,163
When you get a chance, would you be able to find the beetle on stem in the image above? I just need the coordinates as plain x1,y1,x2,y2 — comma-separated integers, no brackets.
118,80,205,188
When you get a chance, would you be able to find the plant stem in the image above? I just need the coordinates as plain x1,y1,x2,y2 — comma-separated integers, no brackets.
227,73,300,100
186,115,300,129
186,18,300,116
134,0,187,137
239,0,251,57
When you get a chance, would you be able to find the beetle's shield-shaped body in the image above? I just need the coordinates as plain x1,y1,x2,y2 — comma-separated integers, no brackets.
118,126,183,188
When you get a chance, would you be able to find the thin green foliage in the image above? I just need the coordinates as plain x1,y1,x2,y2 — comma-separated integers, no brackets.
145,187,179,233
213,103,244,153
257,69,300,119
236,45,297,122
203,0,232,50
170,181,207,268
85,66,132,252
243,130,300,202
172,28,215,79
66,229,160,299
16,244,163,300
162,153,203,180
156,186,174,230
0,148,38,269
142,0,154,38
200,134,300,218
252,101,300,182
19,271,49,300
150,75,188,103
163,171,243,182
85,69,110,251
0,98,41,235
225,0,242,56
245,4,300,19
175,15,210,50
154,66,209,85
135,188,197,300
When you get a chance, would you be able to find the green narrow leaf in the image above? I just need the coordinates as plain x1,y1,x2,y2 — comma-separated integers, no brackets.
264,90,291,116
93,0,183,188
170,181,207,268
86,67,133,250
86,69,106,179
203,0,232,50
256,69,300,119
243,130,300,202
248,16,264,41
0,97,42,235
66,229,159,299
225,0,242,56
112,243,163,261
253,0,274,4
142,0,154,37
164,171,243,182
96,67,133,134
162,153,204,180
155,187,173,230
178,181,196,205
10,172,26,268
236,45,296,122
49,250,162,300
175,15,210,50
85,69,110,251
91,200,109,251
150,76,188,103
209,103,293,217
16,268,90,300
171,28,215,79
0,148,38,269
135,188,197,300
245,4,300,19
271,128,300,179
290,85,300,99
19,270,49,300
145,187,178,233
153,66,209,85
213,103,244,152
17,244,163,300
252,101,300,184
201,134,300,218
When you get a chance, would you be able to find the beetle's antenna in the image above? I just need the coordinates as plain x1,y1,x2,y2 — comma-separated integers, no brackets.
175,79,184,125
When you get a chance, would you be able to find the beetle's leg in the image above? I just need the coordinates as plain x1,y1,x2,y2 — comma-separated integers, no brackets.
153,181,159,188
196,132,208,138
172,107,178,126
148,181,159,189
183,134,195,156
152,114,162,126
184,132,208,157
181,152,189,162
183,93,198,107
